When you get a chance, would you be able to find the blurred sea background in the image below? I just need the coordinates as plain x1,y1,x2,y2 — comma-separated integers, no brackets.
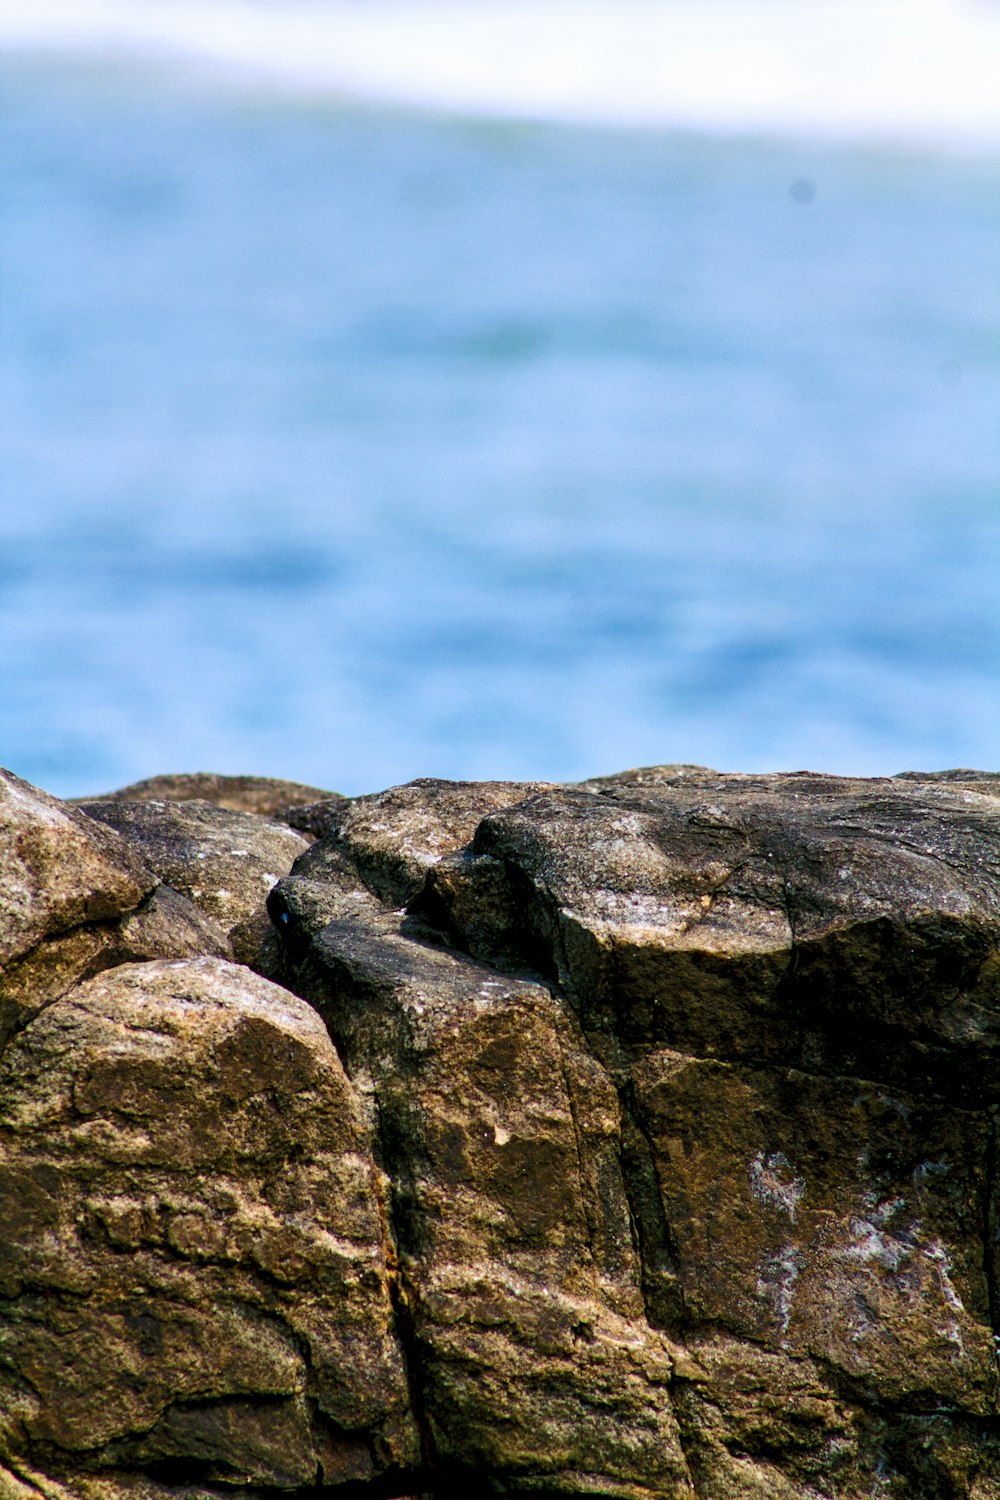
1,0,998,798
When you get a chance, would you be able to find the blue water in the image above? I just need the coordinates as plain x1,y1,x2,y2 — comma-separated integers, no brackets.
1,54,998,797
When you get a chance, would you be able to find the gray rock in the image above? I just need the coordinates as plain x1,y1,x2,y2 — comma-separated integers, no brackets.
291,776,554,909
76,798,309,950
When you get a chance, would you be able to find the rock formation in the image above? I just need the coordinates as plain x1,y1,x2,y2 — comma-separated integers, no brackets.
1,763,999,1499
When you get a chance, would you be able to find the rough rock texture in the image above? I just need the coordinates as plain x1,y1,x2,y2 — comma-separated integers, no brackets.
75,798,309,966
3,765,1000,1499
1,770,155,968
0,958,417,1492
292,777,555,908
0,772,228,1054
271,880,691,1498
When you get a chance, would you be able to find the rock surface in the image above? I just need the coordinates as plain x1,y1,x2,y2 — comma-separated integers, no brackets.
0,958,416,1492
2,765,1000,1499
79,771,340,822
75,798,309,967
0,771,229,1053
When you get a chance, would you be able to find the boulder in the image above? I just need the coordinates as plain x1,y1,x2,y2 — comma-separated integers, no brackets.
268,878,692,1499
421,771,1000,1100
291,776,554,908
0,771,228,1053
283,770,1000,1496
0,958,417,1491
0,883,230,1050
0,769,154,970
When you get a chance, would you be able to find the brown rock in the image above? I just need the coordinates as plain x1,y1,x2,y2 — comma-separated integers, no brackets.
279,797,354,842
0,772,218,1053
7,766,1000,1498
422,771,1000,1100
269,876,692,1499
291,776,554,909
0,958,417,1489
633,1049,994,1407
408,770,1000,1493
0,882,230,1053
79,771,340,820
0,769,155,970
75,798,309,953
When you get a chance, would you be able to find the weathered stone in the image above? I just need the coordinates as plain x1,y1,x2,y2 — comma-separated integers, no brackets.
671,1333,1000,1498
0,769,155,970
896,769,1000,787
576,762,721,792
280,797,354,842
407,770,1000,1493
422,772,1000,1101
632,1049,995,1407
268,874,693,1498
0,882,230,1052
0,958,417,1490
6,765,1000,1498
0,771,176,1053
79,771,339,821
291,777,554,909
75,799,308,950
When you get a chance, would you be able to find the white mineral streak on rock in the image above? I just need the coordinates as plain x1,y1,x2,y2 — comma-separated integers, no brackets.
925,1238,968,1354
844,1196,909,1270
749,1150,806,1221
756,1244,805,1337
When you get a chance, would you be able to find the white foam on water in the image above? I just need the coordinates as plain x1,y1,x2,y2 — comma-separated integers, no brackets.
2,0,1000,147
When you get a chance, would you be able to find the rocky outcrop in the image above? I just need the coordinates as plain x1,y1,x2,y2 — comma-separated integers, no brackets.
2,765,1000,1499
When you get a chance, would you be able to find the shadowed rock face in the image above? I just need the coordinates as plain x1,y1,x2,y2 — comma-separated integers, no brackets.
422,772,1000,1100
3,766,1000,1499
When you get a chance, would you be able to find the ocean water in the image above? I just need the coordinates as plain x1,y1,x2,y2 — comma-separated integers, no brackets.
1,2,999,798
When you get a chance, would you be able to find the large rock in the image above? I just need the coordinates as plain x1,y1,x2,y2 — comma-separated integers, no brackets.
403,770,1000,1495
0,769,154,970
292,776,554,908
422,771,1000,1100
0,882,230,1050
0,958,417,1490
0,771,227,1053
75,798,309,965
270,877,692,1498
278,771,1000,1497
